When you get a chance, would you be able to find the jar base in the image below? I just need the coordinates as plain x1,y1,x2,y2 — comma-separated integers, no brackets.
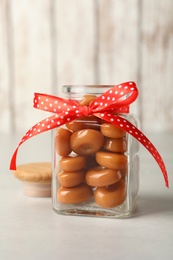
53,200,136,219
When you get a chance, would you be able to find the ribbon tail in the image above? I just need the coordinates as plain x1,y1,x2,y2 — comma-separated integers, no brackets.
10,146,20,170
9,114,67,170
96,112,169,188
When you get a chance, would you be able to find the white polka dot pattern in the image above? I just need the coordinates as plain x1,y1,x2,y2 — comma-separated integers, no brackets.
10,82,169,188
95,112,168,187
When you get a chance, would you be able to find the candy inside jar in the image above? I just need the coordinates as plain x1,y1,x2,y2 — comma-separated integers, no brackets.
52,85,140,218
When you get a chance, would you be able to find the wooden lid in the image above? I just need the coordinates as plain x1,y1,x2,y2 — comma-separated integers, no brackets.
13,162,52,183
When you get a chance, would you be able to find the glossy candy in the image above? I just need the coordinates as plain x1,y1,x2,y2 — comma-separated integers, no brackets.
96,151,127,170
103,137,127,153
85,166,121,187
59,156,86,172
58,183,93,204
58,170,85,187
94,180,126,208
70,129,104,155
101,123,126,138
55,128,72,156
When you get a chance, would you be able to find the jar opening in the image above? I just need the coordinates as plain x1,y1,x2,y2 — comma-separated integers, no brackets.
62,85,114,98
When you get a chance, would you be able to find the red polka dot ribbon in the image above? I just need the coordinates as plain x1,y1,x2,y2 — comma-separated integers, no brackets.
10,81,169,187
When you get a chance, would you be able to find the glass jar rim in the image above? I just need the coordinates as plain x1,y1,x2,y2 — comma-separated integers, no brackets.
62,85,114,97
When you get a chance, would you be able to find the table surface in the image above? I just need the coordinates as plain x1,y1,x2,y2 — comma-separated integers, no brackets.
0,132,173,260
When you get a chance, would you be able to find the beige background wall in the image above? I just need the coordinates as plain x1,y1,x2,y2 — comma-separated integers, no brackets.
0,0,173,133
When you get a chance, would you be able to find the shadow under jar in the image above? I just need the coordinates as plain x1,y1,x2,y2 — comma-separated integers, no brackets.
52,85,140,218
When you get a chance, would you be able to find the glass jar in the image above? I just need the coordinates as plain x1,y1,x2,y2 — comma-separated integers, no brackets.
52,85,140,218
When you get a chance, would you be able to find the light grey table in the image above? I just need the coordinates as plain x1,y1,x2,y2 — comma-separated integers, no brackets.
0,132,173,260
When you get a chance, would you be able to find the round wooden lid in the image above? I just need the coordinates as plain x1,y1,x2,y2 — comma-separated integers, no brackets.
13,162,52,183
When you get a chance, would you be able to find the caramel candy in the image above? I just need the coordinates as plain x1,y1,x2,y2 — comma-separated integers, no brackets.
103,137,127,153
58,183,93,204
79,94,97,106
70,129,104,155
85,166,121,187
58,169,85,187
59,156,86,172
96,151,127,170
66,116,100,132
55,128,72,156
94,180,126,208
101,123,126,138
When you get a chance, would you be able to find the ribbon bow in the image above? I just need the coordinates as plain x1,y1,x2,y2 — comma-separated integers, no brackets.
10,82,169,187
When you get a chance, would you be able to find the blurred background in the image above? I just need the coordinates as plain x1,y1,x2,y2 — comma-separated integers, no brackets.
0,0,173,133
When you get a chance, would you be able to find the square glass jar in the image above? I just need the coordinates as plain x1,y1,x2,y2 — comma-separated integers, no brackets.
52,85,140,218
